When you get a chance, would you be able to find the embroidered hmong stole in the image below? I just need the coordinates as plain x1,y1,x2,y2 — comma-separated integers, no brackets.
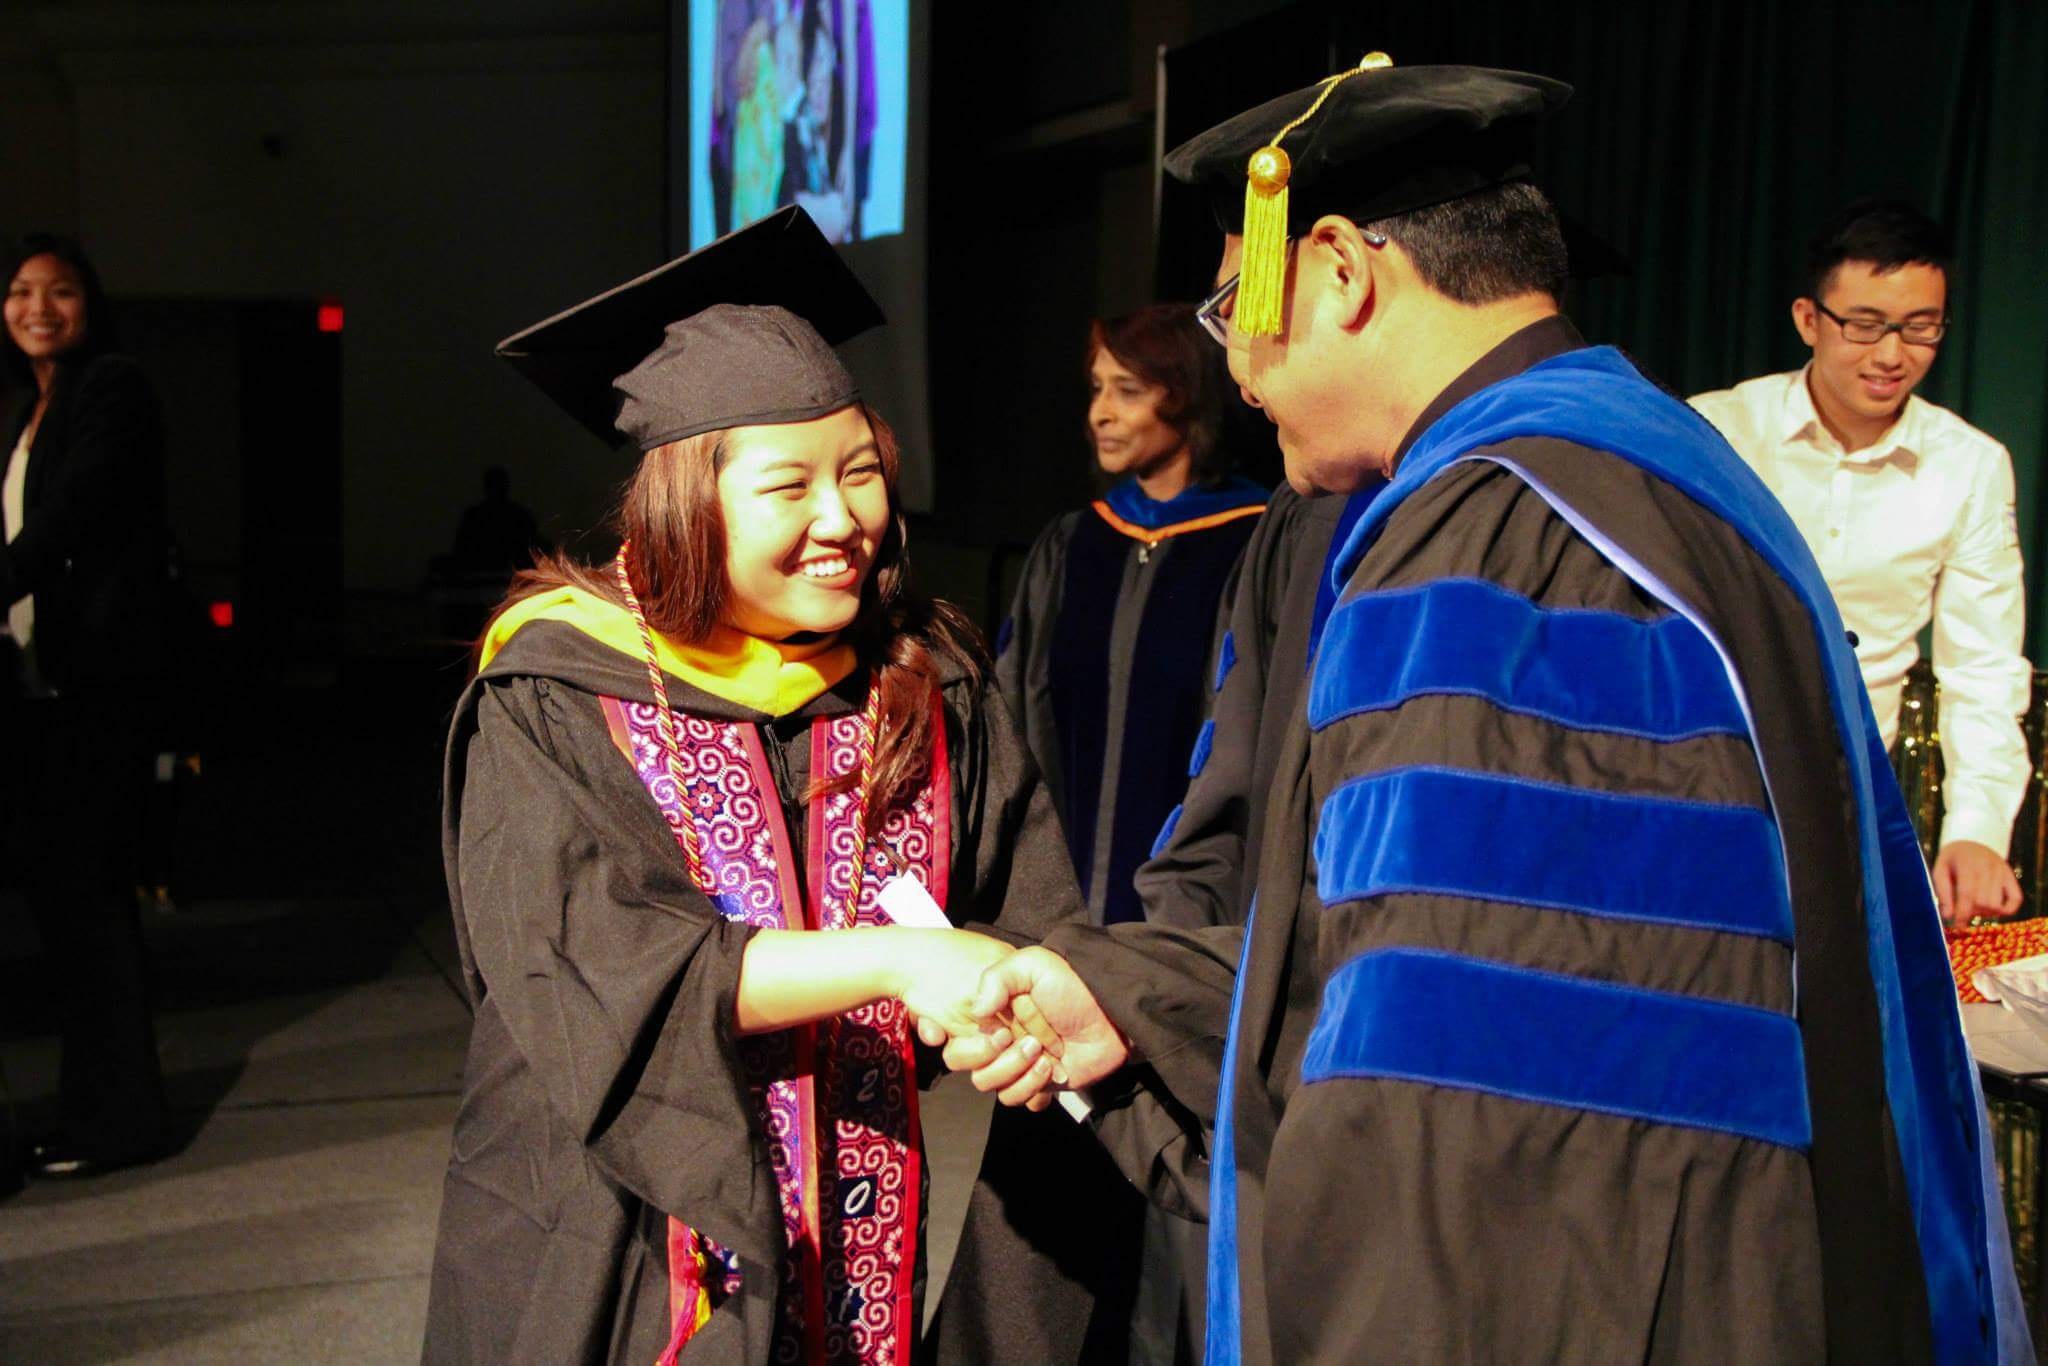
599,690,951,1366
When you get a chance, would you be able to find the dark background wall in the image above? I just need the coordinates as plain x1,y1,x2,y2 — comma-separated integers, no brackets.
1,1,671,617
5,0,2045,651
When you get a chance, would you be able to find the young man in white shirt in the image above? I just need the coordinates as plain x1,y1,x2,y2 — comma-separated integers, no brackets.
1693,200,2029,923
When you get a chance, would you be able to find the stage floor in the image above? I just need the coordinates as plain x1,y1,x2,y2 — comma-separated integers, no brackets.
0,888,995,1363
0,893,465,1362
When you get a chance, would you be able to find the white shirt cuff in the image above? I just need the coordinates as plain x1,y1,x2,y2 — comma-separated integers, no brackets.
1940,806,2016,859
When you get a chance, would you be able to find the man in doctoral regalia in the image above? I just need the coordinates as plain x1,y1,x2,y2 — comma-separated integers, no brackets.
936,57,2030,1362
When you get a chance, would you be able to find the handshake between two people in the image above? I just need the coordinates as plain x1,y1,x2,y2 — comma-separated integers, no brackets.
895,932,1132,1113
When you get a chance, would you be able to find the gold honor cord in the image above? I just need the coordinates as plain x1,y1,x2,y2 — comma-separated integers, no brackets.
1236,51,1394,338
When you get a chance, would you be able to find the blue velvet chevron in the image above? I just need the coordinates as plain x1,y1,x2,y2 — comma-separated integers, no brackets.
1310,576,1748,741
1314,766,1794,942
1212,631,1237,693
1188,719,1217,778
1149,803,1183,861
1301,948,1811,1151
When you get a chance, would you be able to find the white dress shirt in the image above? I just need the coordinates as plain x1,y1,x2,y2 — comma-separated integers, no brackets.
1691,367,2030,855
3,429,30,648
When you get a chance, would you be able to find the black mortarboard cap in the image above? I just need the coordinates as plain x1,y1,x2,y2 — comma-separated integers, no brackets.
1166,60,1571,235
495,205,885,451
1165,56,1571,333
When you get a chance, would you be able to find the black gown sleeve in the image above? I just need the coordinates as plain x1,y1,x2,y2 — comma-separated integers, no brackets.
1035,918,1241,1220
446,673,782,1268
940,669,1236,1172
1067,490,1315,1216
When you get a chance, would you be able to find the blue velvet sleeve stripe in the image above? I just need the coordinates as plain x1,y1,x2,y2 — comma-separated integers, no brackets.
1308,577,1748,742
1302,948,1812,1151
1150,804,1184,860
1314,766,1794,944
994,615,1015,658
1213,631,1237,693
1188,720,1217,779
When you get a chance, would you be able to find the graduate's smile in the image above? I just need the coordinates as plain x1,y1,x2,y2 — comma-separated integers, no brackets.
793,549,861,590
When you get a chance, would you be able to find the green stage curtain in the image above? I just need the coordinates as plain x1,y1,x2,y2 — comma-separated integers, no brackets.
1318,0,2048,656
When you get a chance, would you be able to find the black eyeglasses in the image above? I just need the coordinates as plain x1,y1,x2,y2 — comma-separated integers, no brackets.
1811,299,1949,346
1195,275,1240,347
1195,228,1390,347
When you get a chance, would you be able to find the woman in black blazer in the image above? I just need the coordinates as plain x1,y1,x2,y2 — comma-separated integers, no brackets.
1,232,171,1181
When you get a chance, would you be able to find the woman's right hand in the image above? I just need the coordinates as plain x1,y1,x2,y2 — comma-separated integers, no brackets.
734,926,1052,1064
887,929,1018,1043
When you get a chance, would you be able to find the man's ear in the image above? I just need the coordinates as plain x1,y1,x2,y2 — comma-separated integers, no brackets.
1790,297,1820,348
1307,215,1380,331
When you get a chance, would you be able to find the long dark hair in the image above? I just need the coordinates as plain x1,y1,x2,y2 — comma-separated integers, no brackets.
1087,302,1234,485
1,233,118,393
493,403,985,818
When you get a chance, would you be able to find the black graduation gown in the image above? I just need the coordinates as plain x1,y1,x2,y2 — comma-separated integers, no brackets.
422,617,1098,1364
1046,322,1957,1361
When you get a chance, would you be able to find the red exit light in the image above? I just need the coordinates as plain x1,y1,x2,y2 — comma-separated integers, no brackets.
208,600,234,629
316,300,344,333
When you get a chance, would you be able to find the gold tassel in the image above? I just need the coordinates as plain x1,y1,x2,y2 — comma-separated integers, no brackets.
1233,52,1395,340
1237,145,1291,337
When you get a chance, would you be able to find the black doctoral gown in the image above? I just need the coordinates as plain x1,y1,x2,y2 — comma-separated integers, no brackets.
1111,481,1355,1362
421,613,1108,1364
1043,320,2004,1361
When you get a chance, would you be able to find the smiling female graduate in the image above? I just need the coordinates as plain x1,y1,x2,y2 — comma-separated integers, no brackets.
421,208,1088,1365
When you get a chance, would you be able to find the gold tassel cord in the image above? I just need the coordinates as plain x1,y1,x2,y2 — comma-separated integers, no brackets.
1234,51,1394,339
1236,146,1292,336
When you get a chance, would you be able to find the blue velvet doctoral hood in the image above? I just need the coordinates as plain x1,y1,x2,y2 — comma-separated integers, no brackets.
1100,474,1268,530
1292,344,2025,1361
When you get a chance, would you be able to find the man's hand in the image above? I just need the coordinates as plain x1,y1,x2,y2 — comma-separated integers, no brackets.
1933,839,2024,924
949,947,1130,1110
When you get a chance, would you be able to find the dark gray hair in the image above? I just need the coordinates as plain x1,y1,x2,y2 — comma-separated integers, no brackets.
1366,181,1569,306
